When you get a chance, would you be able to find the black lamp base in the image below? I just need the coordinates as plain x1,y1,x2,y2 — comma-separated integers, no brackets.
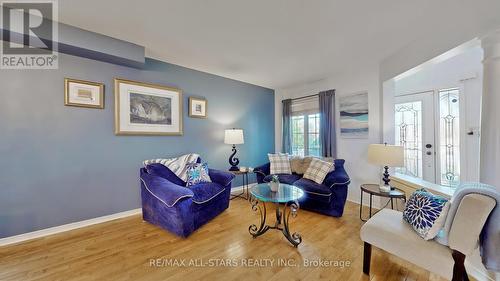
382,166,394,190
228,144,240,171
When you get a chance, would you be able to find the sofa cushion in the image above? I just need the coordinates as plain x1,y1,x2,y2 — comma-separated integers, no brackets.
263,174,302,185
145,163,186,186
303,158,334,184
360,209,454,279
290,156,314,174
268,153,292,174
189,182,226,204
293,178,332,203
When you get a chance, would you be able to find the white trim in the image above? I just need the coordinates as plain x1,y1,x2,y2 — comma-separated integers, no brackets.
0,208,142,247
230,183,257,195
329,180,351,187
304,190,331,196
140,178,193,207
0,184,247,247
348,197,388,210
392,173,454,198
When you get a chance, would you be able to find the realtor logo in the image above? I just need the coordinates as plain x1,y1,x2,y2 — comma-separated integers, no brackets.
1,0,58,69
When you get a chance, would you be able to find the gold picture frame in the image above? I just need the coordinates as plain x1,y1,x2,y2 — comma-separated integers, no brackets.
64,78,104,109
188,97,207,118
114,78,183,136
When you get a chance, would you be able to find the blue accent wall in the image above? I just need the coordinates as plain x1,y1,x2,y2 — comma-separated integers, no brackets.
0,54,274,238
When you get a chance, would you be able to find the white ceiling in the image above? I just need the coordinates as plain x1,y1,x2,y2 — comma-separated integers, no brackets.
58,0,500,89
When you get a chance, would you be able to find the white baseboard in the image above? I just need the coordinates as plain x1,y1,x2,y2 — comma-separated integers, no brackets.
1,185,254,246
0,208,142,247
230,183,257,195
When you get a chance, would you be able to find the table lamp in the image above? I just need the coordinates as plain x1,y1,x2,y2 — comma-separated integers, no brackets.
224,128,244,171
368,143,404,192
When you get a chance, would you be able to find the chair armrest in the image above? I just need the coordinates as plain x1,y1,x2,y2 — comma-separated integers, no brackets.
253,163,270,183
140,174,194,207
208,169,235,187
324,159,350,187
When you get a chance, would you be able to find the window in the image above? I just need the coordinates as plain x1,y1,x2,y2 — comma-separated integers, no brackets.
438,88,460,187
394,101,423,178
308,113,320,156
291,113,321,156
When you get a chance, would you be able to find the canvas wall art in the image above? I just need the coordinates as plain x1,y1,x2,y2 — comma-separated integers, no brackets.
188,97,207,118
114,78,183,135
339,92,369,138
64,78,104,109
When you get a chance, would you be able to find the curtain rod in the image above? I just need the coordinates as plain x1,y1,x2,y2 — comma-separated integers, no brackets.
283,93,318,103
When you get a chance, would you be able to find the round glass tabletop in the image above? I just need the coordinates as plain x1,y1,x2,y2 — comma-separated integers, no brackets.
250,183,304,203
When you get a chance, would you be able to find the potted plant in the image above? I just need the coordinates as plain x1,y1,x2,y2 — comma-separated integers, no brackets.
270,175,280,192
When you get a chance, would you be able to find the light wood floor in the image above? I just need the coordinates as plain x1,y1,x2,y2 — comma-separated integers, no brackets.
0,199,446,281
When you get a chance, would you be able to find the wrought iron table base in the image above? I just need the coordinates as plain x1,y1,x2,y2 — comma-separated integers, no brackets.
248,197,302,247
230,172,249,200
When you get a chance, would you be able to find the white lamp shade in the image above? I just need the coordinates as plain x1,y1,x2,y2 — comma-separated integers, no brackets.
224,129,244,145
368,144,404,167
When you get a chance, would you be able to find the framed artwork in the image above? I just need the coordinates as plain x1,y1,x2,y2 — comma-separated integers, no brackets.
188,97,207,118
114,78,183,135
339,92,369,138
64,78,104,109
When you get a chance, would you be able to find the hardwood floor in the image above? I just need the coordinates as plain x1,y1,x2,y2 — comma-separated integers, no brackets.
0,199,446,281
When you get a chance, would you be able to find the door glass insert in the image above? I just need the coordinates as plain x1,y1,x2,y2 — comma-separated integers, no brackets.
438,88,460,187
395,101,423,178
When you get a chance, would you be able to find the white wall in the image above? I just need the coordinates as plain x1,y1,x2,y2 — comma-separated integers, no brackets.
393,46,483,182
381,41,498,281
275,64,382,205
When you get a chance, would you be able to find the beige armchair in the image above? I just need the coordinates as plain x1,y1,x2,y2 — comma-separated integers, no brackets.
360,194,496,281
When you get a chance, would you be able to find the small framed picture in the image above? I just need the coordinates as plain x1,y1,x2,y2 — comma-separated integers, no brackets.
189,97,207,118
65,78,104,109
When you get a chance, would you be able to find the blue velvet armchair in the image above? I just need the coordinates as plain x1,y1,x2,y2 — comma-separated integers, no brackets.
254,159,350,217
140,161,235,237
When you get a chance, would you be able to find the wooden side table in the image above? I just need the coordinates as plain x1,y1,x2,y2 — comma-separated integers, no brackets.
359,184,406,222
229,170,250,200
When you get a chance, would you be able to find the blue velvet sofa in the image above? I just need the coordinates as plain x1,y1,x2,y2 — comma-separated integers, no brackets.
140,161,235,237
254,159,350,217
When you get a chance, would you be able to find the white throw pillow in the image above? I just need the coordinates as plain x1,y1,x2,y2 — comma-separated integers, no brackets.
303,158,334,184
268,153,292,175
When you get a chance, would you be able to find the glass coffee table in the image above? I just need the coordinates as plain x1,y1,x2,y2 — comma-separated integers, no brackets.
248,183,305,247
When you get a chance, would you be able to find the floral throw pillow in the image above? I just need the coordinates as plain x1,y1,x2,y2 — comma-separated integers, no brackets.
403,189,450,240
186,163,212,187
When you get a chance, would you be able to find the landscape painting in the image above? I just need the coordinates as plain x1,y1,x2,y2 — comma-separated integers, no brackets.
339,92,369,138
114,78,183,135
129,92,172,125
